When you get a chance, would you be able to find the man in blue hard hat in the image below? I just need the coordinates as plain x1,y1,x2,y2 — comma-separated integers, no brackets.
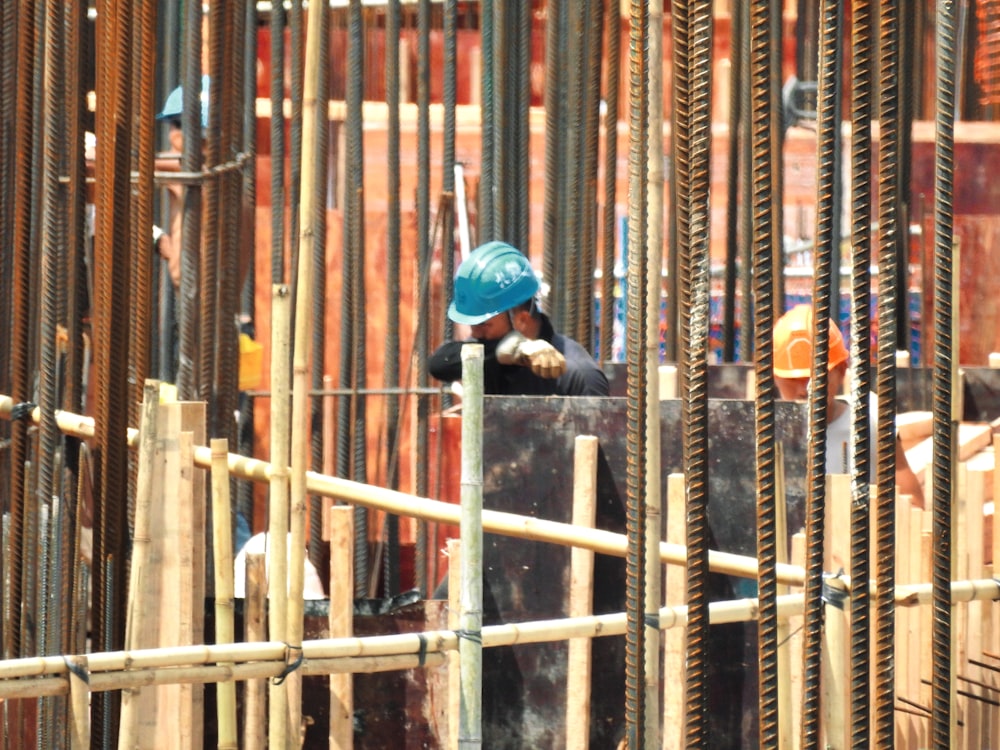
152,76,211,287
428,240,609,396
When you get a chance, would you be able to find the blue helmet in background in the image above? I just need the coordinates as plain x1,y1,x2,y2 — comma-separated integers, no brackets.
448,241,540,325
156,74,211,129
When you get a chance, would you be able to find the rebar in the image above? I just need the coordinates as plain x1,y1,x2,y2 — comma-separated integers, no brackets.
874,0,903,742
599,0,620,366
624,0,648,744
749,0,780,744
479,0,495,241
931,0,959,745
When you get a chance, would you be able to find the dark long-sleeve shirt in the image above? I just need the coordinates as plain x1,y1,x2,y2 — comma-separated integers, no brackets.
427,313,609,396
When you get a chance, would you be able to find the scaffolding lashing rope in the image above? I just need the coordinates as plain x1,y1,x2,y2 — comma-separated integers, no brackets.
624,0,648,744
931,0,959,745
875,0,903,741
849,0,876,743
800,0,841,746
749,0,780,744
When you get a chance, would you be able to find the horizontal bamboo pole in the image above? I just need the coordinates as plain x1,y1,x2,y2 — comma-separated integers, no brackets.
0,577,997,702
0,395,805,586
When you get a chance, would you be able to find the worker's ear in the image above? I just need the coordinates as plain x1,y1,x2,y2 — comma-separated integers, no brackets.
510,307,532,335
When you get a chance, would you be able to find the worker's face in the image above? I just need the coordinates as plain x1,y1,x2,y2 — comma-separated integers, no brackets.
169,123,184,153
773,361,847,419
469,311,513,341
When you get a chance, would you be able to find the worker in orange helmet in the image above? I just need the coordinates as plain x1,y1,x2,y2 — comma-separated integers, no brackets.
773,303,925,508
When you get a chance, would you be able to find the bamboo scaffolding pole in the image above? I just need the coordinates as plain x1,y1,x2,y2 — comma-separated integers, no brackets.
0,394,809,586
117,380,161,748
287,0,326,742
0,568,992,710
447,538,462,750
329,506,354,749
566,435,598,750
268,285,292,748
458,344,484,749
244,552,267,750
211,438,238,750
67,655,90,750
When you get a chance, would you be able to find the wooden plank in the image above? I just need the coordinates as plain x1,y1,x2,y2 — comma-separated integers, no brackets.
329,507,355,750
904,422,995,486
661,473,686,750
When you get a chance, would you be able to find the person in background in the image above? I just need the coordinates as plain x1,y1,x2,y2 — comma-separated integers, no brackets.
773,303,925,508
153,75,211,288
428,240,609,397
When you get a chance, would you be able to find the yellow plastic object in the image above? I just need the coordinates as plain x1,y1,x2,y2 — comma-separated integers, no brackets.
239,333,264,391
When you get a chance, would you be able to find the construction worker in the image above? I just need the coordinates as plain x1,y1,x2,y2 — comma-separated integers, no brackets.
428,240,610,396
153,75,211,288
773,303,925,508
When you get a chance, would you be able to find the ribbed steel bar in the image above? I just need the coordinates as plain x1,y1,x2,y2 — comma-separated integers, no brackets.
768,0,785,318
578,0,603,353
599,0,620,365
237,0,259,567
269,0,286,286
92,0,135,742
288,0,304,283
6,0,40,667
382,0,402,598
491,1,509,242
624,0,648,744
515,0,531,255
542,0,563,320
479,0,494,240
39,0,68,741
561,0,584,340
931,0,958,745
849,0,876,745
199,1,224,419
738,0,753,362
309,0,331,591
684,0,715,744
875,0,902,742
799,0,839,745
722,0,743,363
749,0,780,744
175,0,205,402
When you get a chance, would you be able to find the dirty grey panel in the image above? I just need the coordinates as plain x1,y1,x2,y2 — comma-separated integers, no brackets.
479,395,809,749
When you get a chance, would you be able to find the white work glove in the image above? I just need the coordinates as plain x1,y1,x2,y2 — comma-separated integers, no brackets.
496,331,566,379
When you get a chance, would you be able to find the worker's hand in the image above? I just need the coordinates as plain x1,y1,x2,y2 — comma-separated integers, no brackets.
496,331,566,379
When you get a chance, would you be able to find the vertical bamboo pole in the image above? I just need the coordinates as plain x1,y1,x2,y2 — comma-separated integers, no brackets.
118,380,160,748
244,552,268,750
661,473,685,750
268,285,292,748
458,344,484,749
329,506,354,749
177,431,197,749
822,473,851,747
566,435,599,749
447,538,462,750
211,438,238,750
287,0,326,739
67,655,90,750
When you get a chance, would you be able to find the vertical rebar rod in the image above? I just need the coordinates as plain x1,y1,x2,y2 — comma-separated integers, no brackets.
479,0,495,241
749,0,780,744
849,0,876,745
723,0,743,362
383,0,402,598
270,0,286,286
875,0,902,742
542,0,563,319
515,0,532,254
599,0,620,365
931,0,958,745
624,0,648,744
561,0,584,339
579,0,604,353
799,0,839,746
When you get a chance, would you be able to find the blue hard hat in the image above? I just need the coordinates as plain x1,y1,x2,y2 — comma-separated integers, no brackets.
156,74,211,129
448,241,540,325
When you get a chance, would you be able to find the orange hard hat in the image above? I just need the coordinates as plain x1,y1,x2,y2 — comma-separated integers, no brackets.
773,303,849,378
